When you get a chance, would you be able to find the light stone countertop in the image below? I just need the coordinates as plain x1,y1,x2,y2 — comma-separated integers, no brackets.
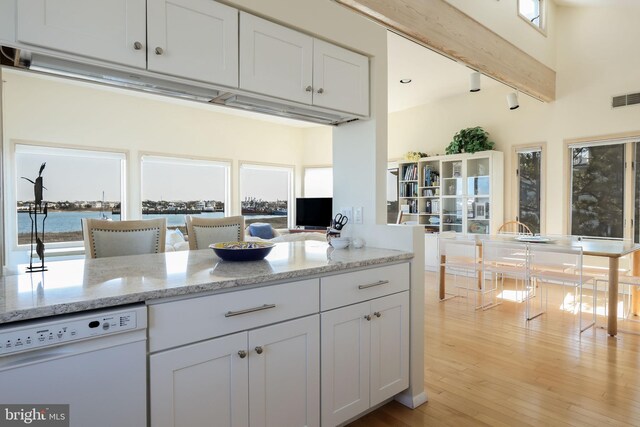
0,241,413,325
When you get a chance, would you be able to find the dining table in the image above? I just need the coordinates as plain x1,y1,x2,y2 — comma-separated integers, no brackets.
438,234,640,336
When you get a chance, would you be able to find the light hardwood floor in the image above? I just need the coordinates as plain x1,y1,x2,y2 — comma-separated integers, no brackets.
348,272,640,426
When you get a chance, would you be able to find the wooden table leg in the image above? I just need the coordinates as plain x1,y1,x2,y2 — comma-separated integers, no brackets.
608,257,619,336
439,255,446,300
632,251,640,316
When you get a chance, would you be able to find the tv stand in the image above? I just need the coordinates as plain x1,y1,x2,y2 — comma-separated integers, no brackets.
289,227,326,233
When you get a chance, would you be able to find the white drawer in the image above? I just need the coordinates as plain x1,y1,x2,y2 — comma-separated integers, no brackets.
149,279,319,352
320,263,410,311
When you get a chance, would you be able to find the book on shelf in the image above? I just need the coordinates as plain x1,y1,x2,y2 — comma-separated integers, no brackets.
402,163,418,181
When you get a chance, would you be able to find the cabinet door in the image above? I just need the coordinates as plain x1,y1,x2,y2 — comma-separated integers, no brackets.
16,0,146,68
239,12,313,104
369,292,410,406
248,315,320,427
312,39,369,116
150,332,248,427
147,0,238,87
321,302,370,427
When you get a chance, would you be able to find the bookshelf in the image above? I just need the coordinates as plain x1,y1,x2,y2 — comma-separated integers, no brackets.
398,150,503,235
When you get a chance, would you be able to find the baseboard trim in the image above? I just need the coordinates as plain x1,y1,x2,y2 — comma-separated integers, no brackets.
395,390,428,409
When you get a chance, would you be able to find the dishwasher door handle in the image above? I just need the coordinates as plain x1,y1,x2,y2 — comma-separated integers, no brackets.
225,304,276,317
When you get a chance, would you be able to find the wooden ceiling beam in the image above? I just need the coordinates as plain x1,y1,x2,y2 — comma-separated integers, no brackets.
334,0,556,102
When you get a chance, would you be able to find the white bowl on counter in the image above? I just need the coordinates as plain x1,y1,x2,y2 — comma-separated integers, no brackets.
330,237,350,249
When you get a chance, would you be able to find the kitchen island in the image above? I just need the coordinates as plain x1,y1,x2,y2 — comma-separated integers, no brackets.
0,240,425,427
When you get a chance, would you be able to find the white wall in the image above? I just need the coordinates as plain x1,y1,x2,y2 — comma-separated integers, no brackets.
445,0,557,69
388,5,640,235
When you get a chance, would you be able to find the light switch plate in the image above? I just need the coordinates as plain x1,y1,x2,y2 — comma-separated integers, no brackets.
354,207,363,224
341,207,353,222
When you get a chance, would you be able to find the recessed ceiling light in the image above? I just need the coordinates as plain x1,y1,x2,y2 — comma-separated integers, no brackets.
400,79,412,84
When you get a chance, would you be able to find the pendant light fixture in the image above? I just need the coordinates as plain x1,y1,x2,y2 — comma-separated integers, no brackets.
469,72,481,92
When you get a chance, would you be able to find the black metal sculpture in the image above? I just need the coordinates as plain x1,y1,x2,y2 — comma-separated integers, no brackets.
22,162,48,272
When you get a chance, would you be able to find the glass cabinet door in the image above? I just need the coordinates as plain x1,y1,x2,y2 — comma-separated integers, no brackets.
466,157,490,234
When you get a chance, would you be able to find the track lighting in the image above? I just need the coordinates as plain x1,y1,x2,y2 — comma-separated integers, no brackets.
469,72,481,92
507,92,519,110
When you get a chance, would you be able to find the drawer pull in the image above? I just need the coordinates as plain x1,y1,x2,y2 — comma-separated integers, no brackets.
224,304,276,317
358,280,390,290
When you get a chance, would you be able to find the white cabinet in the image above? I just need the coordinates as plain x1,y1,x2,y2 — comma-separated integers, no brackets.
16,0,147,68
150,315,319,427
239,12,313,105
148,278,320,427
248,316,319,427
16,0,239,86
321,292,409,427
424,233,440,272
240,12,369,116
147,0,238,86
313,39,369,116
150,332,249,427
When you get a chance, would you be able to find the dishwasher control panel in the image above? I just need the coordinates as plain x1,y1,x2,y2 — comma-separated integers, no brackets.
0,307,142,356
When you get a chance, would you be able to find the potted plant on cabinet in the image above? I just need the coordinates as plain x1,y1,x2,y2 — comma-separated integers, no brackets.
445,126,495,154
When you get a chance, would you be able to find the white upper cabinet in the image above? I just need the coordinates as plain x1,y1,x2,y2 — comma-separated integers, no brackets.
147,0,238,87
239,12,313,105
240,12,369,116
16,0,146,68
313,39,369,116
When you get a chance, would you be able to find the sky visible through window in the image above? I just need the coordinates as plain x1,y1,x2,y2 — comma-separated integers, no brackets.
519,0,542,27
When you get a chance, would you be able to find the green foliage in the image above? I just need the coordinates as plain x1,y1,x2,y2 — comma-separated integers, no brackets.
445,127,495,155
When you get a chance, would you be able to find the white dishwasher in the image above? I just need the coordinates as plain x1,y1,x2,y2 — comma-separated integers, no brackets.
0,305,147,427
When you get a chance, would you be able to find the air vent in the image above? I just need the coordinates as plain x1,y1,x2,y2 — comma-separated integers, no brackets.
612,92,640,108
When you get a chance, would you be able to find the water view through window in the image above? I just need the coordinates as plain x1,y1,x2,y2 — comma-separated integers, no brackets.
240,164,292,229
141,156,229,233
16,145,124,245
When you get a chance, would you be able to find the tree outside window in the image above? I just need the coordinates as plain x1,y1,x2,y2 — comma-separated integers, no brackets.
570,144,624,238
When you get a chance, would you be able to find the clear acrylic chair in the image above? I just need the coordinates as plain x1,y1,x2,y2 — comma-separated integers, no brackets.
482,240,529,307
439,235,492,309
528,244,596,333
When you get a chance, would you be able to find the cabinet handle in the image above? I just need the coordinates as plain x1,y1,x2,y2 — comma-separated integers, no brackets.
155,47,164,55
317,88,324,94
374,311,382,318
255,346,263,355
358,280,389,290
224,304,276,317
133,41,143,50
238,350,247,359
305,85,313,92
364,314,371,321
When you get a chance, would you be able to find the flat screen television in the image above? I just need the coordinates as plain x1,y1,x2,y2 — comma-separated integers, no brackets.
295,197,332,228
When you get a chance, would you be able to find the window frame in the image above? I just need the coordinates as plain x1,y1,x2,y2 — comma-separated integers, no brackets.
565,137,635,240
239,162,295,229
513,143,546,235
140,153,231,219
517,0,547,35
9,141,128,252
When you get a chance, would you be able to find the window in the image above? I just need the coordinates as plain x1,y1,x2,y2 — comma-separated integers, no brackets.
570,143,625,238
141,155,230,231
634,142,640,243
303,167,333,197
516,147,542,234
518,0,544,31
240,164,293,229
15,144,125,245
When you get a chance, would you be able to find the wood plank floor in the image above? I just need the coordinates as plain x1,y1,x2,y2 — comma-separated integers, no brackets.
348,272,640,426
